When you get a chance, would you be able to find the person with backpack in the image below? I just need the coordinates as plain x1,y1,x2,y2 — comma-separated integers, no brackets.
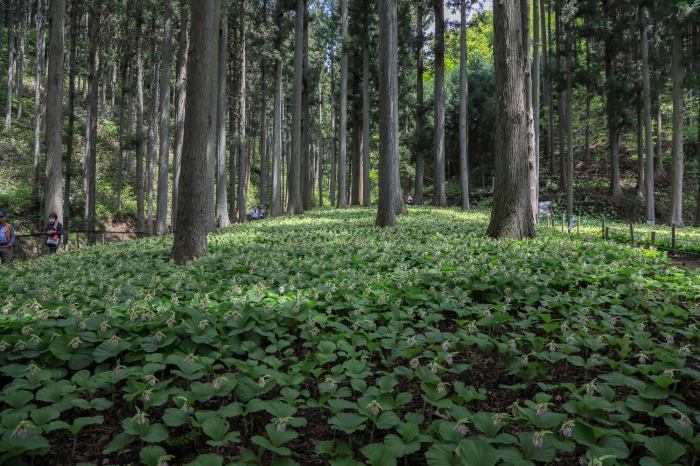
45,213,63,254
0,211,16,265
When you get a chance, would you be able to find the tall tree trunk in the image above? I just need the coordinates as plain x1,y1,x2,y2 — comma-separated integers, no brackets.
63,0,79,244
259,4,269,210
271,2,283,217
487,0,535,239
555,4,566,192
337,0,348,208
641,6,655,224
351,82,361,206
216,15,230,227
414,1,424,205
238,4,249,221
5,0,14,131
669,23,684,226
136,7,146,235
171,2,188,232
329,50,337,209
603,0,621,196
361,10,370,207
31,0,45,207
156,0,174,235
584,37,590,160
172,0,220,264
16,1,24,121
565,24,574,231
288,0,305,214
85,2,100,243
531,0,540,216
655,108,664,176
636,94,645,196
433,0,446,207
376,0,398,227
459,0,469,210
228,14,239,221
301,1,312,210
116,60,127,211
44,0,65,222
544,0,554,177
521,0,536,223
146,45,159,235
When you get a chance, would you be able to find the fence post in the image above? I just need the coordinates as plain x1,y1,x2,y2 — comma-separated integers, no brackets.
602,217,606,239
629,223,635,247
651,231,656,246
671,224,676,255
605,227,610,240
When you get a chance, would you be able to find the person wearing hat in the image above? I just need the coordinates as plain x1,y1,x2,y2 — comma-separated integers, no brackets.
0,211,16,265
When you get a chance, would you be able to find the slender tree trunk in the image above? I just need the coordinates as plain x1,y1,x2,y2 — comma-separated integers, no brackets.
584,37,590,160
171,3,188,232
85,1,100,243
337,0,348,208
5,0,14,131
351,83,361,205
376,0,398,227
433,0,446,207
521,0,536,223
288,0,305,214
565,24,574,231
669,23,684,226
641,6,655,224
487,0,535,239
459,0,469,210
136,9,146,235
532,0,540,216
31,0,45,207
544,0,554,177
259,4,269,210
63,0,79,244
228,14,239,221
238,4,249,221
655,108,664,177
555,4,566,192
636,94,645,196
44,0,65,222
696,34,700,226
604,0,621,196
146,49,159,235
301,1,312,210
318,139,324,206
329,51,337,208
116,60,127,211
16,1,24,121
156,0,174,235
216,16,230,227
414,1,424,205
271,3,283,217
172,0,220,264
361,10,370,207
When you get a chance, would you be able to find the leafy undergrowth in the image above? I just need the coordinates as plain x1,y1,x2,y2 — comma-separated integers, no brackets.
539,216,700,257
0,208,698,466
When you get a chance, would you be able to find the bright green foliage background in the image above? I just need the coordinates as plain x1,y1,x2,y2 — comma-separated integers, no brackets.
0,208,698,465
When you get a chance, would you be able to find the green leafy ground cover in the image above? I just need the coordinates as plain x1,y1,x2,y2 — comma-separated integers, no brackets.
0,208,698,466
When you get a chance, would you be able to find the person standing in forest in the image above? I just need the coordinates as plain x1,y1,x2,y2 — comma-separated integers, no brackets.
44,212,63,254
0,212,16,264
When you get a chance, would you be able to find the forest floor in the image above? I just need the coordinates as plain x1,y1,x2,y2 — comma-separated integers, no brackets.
0,208,698,466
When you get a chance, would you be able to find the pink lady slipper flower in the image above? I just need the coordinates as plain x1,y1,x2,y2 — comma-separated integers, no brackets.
560,421,574,438
456,421,468,435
